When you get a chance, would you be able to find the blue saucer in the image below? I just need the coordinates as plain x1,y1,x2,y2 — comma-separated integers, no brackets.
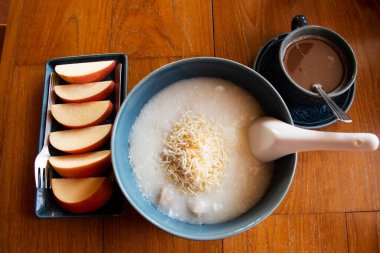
253,33,356,129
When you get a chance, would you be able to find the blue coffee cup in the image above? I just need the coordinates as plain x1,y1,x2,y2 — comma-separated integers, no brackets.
275,15,357,105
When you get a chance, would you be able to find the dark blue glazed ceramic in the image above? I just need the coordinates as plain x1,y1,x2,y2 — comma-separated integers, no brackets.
277,15,357,104
253,32,355,129
112,57,297,240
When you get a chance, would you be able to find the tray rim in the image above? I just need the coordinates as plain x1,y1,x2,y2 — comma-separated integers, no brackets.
35,53,128,218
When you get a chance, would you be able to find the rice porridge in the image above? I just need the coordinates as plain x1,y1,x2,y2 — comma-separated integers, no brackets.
129,77,273,224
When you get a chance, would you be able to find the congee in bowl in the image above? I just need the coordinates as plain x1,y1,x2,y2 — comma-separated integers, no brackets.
112,57,296,240
129,77,273,224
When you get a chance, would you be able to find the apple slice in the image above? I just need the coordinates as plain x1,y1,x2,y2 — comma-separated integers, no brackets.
49,150,111,178
51,101,113,128
55,60,116,84
49,124,112,154
55,80,115,103
52,177,113,213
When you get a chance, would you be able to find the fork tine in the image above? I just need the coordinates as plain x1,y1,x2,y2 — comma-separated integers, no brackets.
40,167,44,188
35,163,39,187
43,167,47,188
47,166,52,189
37,167,41,188
41,166,51,189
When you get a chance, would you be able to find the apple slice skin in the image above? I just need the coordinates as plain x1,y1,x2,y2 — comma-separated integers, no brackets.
51,101,114,129
56,60,116,84
49,124,112,154
52,178,114,213
55,81,115,103
50,150,112,178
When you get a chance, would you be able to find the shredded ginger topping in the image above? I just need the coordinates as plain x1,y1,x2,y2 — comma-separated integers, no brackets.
160,111,228,195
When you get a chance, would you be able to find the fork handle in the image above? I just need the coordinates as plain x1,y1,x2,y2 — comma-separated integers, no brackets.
42,73,57,148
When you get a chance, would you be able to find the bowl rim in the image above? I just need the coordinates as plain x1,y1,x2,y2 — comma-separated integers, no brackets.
111,56,297,240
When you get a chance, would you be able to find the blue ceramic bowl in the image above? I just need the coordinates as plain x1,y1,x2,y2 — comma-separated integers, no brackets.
111,57,297,240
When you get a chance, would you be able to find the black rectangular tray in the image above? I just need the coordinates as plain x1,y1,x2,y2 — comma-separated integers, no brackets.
35,53,128,218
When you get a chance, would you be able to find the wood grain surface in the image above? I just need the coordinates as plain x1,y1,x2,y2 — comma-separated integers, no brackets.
223,213,348,253
0,0,9,60
0,25,5,60
347,212,380,253
0,0,379,252
0,0,9,25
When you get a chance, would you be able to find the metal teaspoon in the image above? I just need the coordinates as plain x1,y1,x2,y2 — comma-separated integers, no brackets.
312,83,352,123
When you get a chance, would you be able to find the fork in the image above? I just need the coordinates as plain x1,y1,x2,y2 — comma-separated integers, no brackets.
108,63,123,184
34,72,59,189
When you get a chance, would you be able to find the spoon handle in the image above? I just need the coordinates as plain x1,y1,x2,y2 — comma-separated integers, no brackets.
313,83,352,123
285,130,379,152
249,117,379,162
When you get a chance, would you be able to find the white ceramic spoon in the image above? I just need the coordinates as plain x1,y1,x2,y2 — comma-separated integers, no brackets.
248,117,379,162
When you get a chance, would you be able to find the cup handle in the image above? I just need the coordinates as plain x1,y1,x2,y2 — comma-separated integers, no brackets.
291,15,308,31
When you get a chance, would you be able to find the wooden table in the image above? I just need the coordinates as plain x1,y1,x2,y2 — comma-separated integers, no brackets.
0,0,379,252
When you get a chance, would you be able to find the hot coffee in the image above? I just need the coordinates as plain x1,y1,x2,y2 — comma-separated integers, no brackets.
283,36,347,93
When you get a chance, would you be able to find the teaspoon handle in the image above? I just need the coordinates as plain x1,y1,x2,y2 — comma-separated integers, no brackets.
312,83,352,123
